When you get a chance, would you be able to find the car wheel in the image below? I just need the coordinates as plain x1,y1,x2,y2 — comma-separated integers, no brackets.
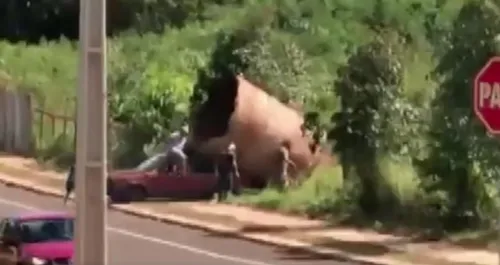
109,190,127,203
200,185,217,200
200,191,215,200
128,185,147,202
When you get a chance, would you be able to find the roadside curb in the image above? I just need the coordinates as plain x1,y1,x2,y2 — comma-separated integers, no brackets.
0,168,420,265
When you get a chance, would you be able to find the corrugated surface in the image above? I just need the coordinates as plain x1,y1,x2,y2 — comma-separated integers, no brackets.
0,88,33,155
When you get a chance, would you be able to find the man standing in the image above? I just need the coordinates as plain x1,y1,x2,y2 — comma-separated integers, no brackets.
277,140,296,188
165,125,189,174
214,142,240,202
63,164,75,205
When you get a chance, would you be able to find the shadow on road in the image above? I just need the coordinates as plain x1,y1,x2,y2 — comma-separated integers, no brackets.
239,223,327,233
307,237,390,256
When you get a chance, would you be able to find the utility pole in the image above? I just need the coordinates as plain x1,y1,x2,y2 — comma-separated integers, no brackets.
75,0,108,264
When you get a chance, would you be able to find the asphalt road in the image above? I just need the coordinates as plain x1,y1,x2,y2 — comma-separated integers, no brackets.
0,182,353,265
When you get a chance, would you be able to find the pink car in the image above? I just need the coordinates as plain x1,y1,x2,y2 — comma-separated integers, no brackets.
0,211,73,265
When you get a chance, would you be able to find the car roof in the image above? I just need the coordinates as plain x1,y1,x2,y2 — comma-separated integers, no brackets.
10,210,73,221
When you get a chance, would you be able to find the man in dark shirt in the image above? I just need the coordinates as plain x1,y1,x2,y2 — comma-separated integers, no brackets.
63,165,75,205
214,142,240,202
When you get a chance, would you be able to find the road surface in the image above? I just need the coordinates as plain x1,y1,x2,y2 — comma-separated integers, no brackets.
0,182,351,265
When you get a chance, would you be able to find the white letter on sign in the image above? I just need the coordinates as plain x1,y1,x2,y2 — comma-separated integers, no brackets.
490,83,500,108
480,82,492,108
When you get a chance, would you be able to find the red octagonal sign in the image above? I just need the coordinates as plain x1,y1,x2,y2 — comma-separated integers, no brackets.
474,57,500,134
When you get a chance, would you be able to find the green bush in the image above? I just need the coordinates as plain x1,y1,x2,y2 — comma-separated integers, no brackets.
38,133,75,169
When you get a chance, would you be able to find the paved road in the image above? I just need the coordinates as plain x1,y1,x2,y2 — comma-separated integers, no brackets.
0,183,352,265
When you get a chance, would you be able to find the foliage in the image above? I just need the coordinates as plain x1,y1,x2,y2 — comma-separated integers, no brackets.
426,0,500,228
38,133,75,168
107,28,214,166
328,31,426,214
0,40,77,112
0,0,243,42
3,0,500,233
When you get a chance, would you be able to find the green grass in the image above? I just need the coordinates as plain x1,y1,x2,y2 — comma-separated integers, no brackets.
231,156,423,224
230,165,345,218
376,156,421,206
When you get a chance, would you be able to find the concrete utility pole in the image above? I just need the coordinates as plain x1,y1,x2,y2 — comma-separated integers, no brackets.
75,0,108,264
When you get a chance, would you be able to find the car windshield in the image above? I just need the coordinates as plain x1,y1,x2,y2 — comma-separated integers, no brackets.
19,218,74,243
136,154,166,171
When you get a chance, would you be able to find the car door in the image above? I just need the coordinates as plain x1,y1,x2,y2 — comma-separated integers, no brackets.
146,164,185,198
182,172,218,197
0,219,18,265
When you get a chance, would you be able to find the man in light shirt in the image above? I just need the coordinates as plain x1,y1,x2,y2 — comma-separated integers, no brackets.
277,140,296,189
165,125,189,174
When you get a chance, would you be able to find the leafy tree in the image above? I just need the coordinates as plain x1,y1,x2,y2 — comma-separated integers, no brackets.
427,0,500,227
0,0,241,42
107,32,205,166
329,31,423,214
0,0,79,42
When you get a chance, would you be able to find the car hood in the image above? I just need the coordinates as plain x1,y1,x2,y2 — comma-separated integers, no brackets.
20,241,73,260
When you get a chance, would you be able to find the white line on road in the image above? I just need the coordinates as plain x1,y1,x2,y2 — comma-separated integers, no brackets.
0,196,276,265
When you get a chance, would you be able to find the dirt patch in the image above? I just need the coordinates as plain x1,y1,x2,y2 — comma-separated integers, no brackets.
447,230,497,251
283,232,483,265
0,156,64,178
0,154,65,173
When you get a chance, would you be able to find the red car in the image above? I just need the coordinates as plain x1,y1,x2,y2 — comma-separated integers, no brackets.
106,153,221,202
0,211,74,265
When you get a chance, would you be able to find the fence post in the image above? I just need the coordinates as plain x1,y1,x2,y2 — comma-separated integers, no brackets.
0,89,5,150
50,114,56,137
13,90,21,153
25,94,34,154
38,110,44,149
15,92,33,155
5,90,13,152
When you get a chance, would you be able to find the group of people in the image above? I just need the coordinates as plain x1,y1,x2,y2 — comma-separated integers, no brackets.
163,126,241,202
63,125,299,204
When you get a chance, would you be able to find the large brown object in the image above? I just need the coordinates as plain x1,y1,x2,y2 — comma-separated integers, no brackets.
188,75,326,187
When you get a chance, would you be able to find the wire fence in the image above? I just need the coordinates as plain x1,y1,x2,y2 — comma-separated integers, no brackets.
1,89,123,168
